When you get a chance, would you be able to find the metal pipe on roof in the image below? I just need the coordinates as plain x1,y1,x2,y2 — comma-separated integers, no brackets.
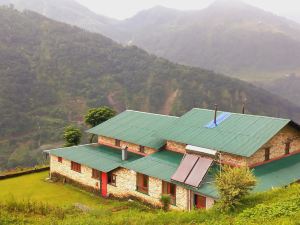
214,104,218,125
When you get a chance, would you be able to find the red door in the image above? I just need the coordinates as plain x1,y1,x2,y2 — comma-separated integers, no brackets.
195,194,206,209
101,172,108,197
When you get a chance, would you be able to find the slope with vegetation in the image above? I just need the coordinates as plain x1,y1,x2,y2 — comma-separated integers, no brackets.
1,7,300,170
0,171,300,224
2,0,300,80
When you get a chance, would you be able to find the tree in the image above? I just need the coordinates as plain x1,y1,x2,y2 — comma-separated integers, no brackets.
215,165,257,211
63,126,82,147
84,106,116,143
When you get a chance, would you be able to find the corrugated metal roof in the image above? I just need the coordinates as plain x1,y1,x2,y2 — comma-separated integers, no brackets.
253,153,300,192
49,144,143,172
124,150,183,183
87,110,178,149
160,108,292,157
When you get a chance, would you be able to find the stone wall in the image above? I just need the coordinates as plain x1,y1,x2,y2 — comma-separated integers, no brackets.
50,155,100,190
248,125,300,166
220,153,247,167
165,141,187,154
98,136,156,155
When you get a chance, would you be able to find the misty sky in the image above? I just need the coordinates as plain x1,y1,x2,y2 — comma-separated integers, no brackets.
76,0,300,20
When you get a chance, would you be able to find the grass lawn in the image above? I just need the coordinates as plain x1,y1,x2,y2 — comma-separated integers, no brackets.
1,171,300,225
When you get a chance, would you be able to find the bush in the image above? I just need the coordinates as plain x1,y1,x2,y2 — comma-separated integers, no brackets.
215,166,257,211
160,195,171,211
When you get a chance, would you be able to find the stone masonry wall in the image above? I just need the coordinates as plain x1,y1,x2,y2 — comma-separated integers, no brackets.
98,136,156,155
248,125,300,166
50,155,100,190
165,141,187,154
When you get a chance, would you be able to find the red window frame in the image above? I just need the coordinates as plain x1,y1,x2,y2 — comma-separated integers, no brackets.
136,173,149,194
115,139,121,147
285,142,291,155
194,194,206,209
58,157,62,163
139,145,145,153
264,147,270,161
92,169,101,179
162,181,176,205
71,161,81,173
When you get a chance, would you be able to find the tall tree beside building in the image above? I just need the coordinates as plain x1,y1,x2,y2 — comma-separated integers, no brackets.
63,126,82,147
85,106,116,142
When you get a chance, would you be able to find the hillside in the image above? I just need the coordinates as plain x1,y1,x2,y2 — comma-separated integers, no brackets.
1,6,300,170
2,0,300,80
258,74,300,107
0,171,300,224
0,0,118,33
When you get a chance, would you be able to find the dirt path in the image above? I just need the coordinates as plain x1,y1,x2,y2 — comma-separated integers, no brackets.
161,89,179,115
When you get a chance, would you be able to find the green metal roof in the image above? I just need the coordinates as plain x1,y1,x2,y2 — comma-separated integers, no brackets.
87,110,178,150
124,150,183,183
49,144,142,172
253,153,300,192
160,108,293,157
124,150,219,199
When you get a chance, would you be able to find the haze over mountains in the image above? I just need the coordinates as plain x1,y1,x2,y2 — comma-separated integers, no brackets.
1,6,300,169
2,0,300,80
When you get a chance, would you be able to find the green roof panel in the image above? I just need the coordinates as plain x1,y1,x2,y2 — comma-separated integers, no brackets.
160,108,291,157
49,144,143,172
87,110,178,149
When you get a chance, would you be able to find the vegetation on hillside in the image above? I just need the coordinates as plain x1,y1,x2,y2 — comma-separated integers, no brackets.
1,6,300,170
0,171,300,224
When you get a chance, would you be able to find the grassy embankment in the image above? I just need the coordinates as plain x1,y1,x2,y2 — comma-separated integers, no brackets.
0,171,300,225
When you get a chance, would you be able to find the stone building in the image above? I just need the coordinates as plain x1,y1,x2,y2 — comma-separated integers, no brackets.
48,108,300,210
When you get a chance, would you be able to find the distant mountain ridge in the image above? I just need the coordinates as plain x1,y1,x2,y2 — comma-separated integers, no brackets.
1,7,300,169
2,0,300,80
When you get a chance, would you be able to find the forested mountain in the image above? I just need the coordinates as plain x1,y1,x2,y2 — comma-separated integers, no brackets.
1,7,300,169
0,0,117,33
2,0,300,80
258,75,300,107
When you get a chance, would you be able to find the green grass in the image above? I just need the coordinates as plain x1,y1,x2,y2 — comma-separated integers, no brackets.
0,171,300,225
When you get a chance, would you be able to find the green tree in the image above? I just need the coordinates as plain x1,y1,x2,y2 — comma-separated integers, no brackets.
63,126,82,147
84,106,116,143
215,165,257,211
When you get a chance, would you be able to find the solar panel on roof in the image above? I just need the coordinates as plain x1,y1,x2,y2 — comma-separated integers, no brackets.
171,154,198,183
205,112,231,128
184,157,213,187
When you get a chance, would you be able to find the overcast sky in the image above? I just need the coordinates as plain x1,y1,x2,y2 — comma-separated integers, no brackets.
76,0,300,20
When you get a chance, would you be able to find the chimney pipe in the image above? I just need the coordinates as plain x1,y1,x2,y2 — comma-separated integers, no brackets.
242,102,245,114
214,104,218,125
122,146,128,161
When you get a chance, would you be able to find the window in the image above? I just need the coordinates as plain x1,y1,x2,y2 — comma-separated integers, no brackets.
264,147,270,161
71,161,81,173
136,173,149,194
162,181,176,205
58,157,62,163
285,142,291,155
92,169,101,179
108,172,117,186
139,145,145,153
115,139,121,147
194,194,206,209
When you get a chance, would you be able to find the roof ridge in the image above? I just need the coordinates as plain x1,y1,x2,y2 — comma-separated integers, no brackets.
126,109,179,118
192,108,290,121
44,143,97,152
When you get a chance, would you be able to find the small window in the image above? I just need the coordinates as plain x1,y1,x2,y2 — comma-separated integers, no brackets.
136,173,149,194
92,169,101,179
264,148,270,161
162,181,176,205
108,172,117,186
58,157,62,163
115,139,121,147
139,145,145,153
285,142,291,155
71,161,81,173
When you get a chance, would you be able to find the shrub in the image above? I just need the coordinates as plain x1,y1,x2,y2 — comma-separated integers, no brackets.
215,165,257,211
160,195,171,211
